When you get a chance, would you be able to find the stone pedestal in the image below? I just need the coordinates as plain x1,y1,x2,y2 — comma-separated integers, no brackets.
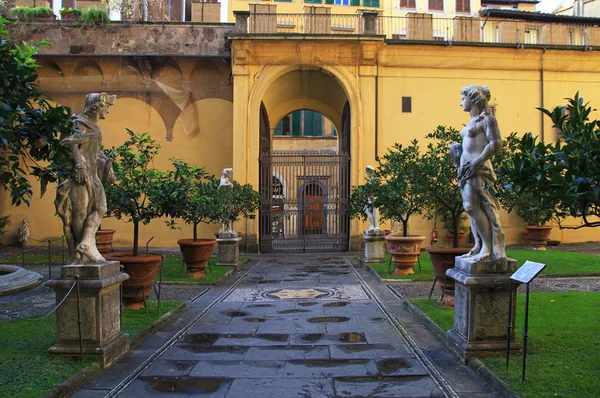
447,256,521,362
45,261,129,369
363,234,386,264
217,236,242,270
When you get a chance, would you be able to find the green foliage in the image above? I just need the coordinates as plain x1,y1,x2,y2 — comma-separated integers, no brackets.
59,7,82,15
159,160,221,241
8,6,54,21
103,129,166,256
0,18,74,206
418,126,466,247
350,140,425,236
495,132,561,226
79,7,111,25
0,215,10,241
410,298,455,331
216,180,261,227
121,301,184,337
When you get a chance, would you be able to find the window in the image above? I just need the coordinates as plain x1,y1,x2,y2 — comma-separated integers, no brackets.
456,0,470,13
428,0,443,11
334,0,350,4
363,0,380,6
273,110,325,137
402,97,412,113
400,0,416,8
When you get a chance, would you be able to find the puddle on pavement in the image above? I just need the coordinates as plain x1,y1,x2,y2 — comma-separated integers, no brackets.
377,359,408,374
181,345,249,354
338,332,367,343
335,375,424,383
323,271,351,276
184,334,220,345
244,318,266,323
149,377,224,393
174,361,194,371
223,333,289,342
246,304,273,308
225,311,247,317
297,301,318,307
290,273,309,277
323,302,349,307
300,333,323,342
369,317,387,322
257,280,279,284
289,359,368,367
307,316,351,323
278,309,309,314
339,344,378,352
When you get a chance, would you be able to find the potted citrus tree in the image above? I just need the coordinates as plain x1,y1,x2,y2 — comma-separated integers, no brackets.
103,129,168,309
495,132,561,250
351,141,426,276
160,159,221,278
418,126,471,305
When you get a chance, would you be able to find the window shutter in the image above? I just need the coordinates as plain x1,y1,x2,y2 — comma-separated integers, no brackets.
304,0,322,3
274,121,283,136
400,0,415,7
304,111,314,136
314,113,323,136
292,111,302,136
351,0,361,6
429,0,443,10
326,0,334,3
364,0,380,6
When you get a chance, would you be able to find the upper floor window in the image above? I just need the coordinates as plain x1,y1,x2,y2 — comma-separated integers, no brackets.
400,0,416,8
335,0,350,4
429,0,443,11
456,0,470,13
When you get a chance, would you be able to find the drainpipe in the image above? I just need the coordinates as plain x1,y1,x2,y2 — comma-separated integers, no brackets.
375,74,379,161
540,50,545,142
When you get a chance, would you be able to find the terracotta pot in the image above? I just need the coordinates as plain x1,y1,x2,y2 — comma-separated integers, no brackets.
35,14,57,22
177,239,216,278
426,247,471,307
521,230,531,246
105,252,164,310
385,235,426,276
526,226,553,250
446,233,468,246
95,229,115,253
60,13,79,22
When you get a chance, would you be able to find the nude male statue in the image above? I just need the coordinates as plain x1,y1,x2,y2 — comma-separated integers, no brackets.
450,85,506,261
55,93,116,264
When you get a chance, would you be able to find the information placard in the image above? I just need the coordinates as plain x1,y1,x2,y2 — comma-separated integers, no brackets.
510,261,546,284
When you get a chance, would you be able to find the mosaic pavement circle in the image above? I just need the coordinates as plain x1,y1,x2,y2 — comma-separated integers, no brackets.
223,285,369,302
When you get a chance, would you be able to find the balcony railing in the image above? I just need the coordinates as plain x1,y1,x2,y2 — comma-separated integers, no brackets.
241,12,600,48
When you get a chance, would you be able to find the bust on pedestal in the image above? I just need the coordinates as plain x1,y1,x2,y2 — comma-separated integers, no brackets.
446,85,519,361
46,93,129,368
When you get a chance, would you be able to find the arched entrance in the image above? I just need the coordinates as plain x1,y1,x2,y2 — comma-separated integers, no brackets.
258,69,351,252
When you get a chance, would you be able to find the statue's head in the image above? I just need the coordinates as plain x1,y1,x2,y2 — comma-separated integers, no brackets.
223,168,233,178
365,165,376,179
82,92,117,118
460,84,491,110
22,218,28,224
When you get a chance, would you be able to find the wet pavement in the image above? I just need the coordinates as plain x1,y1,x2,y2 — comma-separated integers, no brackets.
73,255,496,397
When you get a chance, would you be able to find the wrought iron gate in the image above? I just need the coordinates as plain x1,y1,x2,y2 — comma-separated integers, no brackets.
259,151,350,252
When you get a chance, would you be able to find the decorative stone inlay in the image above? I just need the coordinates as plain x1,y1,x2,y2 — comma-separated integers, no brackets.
223,285,369,302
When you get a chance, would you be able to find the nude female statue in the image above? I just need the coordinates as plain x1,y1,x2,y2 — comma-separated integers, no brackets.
363,165,381,235
218,168,235,236
450,85,506,260
55,93,116,264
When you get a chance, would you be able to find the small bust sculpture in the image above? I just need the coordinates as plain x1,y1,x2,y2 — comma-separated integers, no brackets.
364,165,382,236
451,84,506,260
17,218,30,247
218,168,236,237
55,92,116,264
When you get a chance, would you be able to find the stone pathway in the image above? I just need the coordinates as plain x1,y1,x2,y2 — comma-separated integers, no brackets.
74,255,496,397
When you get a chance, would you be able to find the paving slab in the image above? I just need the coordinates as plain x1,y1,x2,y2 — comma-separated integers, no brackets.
225,378,335,398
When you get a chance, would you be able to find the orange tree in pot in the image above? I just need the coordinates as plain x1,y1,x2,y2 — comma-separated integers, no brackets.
159,159,221,278
350,141,426,276
417,126,471,306
103,129,167,309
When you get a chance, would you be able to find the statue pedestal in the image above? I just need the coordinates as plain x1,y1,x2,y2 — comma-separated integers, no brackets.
447,256,521,362
363,233,386,264
45,261,129,369
217,236,242,270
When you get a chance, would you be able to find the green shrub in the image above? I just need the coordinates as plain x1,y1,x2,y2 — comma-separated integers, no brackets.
59,7,82,16
8,6,54,21
80,7,110,25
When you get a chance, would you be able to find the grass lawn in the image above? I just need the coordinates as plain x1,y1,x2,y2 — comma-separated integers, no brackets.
160,255,240,283
412,292,600,397
0,300,183,397
369,249,600,280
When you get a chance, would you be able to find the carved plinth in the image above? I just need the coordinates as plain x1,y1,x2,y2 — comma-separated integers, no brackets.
45,261,129,369
446,256,521,362
363,234,386,264
217,237,242,270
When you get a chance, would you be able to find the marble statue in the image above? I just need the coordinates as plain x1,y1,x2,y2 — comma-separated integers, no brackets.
55,93,116,264
363,165,382,235
218,168,235,237
450,84,506,260
17,218,30,247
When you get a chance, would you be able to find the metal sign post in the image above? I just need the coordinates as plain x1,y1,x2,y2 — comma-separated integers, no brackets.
506,260,546,382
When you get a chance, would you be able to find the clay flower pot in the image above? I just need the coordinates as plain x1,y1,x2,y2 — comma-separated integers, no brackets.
426,247,470,307
177,238,216,278
95,229,115,253
385,235,426,276
105,252,164,310
526,226,553,250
